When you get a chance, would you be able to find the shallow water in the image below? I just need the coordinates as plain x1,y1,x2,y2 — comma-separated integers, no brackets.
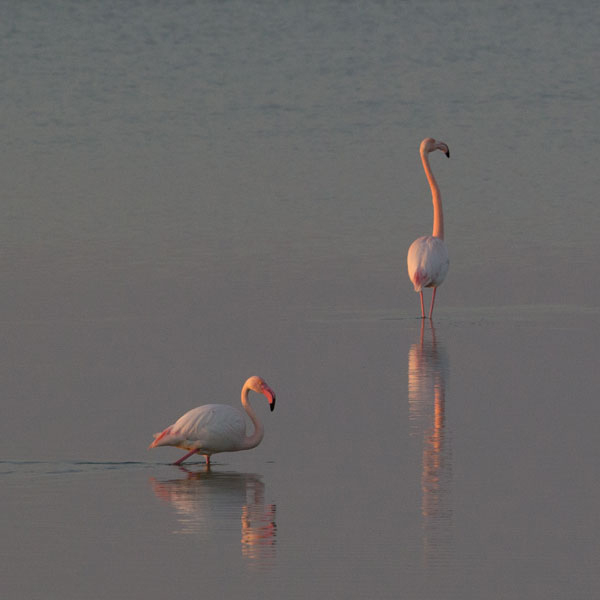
1,1,599,599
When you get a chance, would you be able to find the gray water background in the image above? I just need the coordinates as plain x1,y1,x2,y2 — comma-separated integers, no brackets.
1,1,599,598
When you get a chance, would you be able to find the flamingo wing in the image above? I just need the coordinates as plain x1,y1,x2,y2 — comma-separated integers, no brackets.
168,404,248,453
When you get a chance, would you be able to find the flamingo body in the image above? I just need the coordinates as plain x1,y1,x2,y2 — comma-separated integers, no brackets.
152,405,249,454
149,376,276,466
407,235,449,292
407,137,450,319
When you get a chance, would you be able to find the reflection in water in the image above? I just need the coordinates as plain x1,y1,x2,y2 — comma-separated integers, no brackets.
408,320,453,564
150,467,276,566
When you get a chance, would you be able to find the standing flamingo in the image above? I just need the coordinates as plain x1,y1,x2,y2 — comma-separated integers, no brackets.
407,137,450,319
149,376,276,466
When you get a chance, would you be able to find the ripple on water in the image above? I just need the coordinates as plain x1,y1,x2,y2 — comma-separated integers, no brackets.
0,460,158,477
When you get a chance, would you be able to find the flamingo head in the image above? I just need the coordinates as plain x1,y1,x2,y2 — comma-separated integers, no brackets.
246,375,276,412
420,137,450,158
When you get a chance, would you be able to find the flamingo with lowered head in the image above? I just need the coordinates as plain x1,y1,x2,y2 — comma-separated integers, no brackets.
149,376,276,466
407,137,450,319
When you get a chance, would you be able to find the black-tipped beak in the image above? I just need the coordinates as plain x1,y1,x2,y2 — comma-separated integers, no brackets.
445,149,450,158
263,386,276,412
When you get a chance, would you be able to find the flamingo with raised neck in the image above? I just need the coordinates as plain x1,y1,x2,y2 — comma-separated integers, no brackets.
407,137,450,319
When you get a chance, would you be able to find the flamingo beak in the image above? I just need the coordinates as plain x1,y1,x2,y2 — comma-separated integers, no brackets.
445,149,450,158
263,386,276,412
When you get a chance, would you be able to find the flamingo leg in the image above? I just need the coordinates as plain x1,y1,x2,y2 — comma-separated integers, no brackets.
205,455,211,467
429,288,438,320
173,449,200,466
419,291,426,319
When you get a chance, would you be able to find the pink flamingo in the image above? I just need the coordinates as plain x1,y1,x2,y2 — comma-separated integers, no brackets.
149,376,276,466
407,137,450,319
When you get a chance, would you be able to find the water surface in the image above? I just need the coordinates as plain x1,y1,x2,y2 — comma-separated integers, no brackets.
1,1,599,599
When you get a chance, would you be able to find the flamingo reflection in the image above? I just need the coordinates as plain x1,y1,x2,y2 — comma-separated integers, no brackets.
150,467,276,565
408,320,453,563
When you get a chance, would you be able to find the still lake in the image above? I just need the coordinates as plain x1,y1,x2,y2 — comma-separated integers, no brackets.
1,1,599,598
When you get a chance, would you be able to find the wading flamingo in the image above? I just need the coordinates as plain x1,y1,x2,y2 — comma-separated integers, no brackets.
407,137,450,319
149,376,276,466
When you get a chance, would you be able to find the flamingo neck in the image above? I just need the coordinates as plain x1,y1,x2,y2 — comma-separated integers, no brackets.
240,384,264,450
421,149,444,240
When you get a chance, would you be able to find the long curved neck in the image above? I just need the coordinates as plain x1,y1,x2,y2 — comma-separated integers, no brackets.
421,149,444,240
240,385,264,450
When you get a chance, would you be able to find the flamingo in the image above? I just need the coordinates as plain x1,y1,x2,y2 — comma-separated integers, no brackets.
407,137,450,319
149,376,276,466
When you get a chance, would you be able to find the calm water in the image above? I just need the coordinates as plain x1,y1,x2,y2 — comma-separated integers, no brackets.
1,1,599,598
